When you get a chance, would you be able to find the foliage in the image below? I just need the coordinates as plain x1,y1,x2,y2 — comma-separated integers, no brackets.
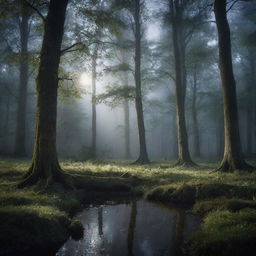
96,85,135,107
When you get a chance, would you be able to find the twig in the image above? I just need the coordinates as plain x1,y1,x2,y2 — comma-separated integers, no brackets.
25,0,46,22
226,0,239,13
58,77,73,81
60,42,84,55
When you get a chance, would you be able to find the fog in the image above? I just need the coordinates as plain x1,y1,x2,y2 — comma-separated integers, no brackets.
0,0,255,162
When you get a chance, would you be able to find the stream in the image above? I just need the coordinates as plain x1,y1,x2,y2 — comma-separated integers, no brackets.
56,200,200,256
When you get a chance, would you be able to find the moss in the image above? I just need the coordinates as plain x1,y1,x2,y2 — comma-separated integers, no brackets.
186,209,256,256
69,219,84,240
147,183,256,206
197,183,256,200
193,198,256,215
0,205,70,255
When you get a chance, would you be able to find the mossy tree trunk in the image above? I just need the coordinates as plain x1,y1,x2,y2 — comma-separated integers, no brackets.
214,0,253,172
18,0,71,188
170,0,195,166
15,1,30,157
133,0,149,164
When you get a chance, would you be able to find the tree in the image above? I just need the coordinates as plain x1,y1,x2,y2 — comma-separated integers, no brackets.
18,0,71,188
100,0,149,163
169,0,195,166
14,0,31,156
214,0,254,172
133,0,149,164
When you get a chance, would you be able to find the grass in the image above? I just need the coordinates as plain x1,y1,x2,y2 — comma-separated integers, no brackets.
186,209,256,256
0,205,70,254
0,158,82,255
0,157,256,255
193,198,256,215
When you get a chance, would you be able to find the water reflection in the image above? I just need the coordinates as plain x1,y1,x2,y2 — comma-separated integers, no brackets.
127,201,137,256
56,200,199,256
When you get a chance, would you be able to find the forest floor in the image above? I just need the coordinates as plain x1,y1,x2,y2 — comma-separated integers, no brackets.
0,157,256,255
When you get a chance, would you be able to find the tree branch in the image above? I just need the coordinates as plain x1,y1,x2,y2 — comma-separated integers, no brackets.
226,0,239,13
25,0,46,22
60,43,84,55
58,77,73,81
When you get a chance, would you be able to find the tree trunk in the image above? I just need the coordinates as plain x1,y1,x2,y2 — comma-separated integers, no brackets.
18,0,71,188
246,51,255,156
91,46,98,159
191,71,200,158
216,112,224,160
124,99,131,158
15,1,29,156
171,110,178,159
121,48,131,159
3,91,10,152
214,0,253,172
133,0,149,164
170,0,195,166
252,54,256,155
246,97,253,157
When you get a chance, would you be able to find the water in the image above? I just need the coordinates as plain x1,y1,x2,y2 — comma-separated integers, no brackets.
56,200,200,256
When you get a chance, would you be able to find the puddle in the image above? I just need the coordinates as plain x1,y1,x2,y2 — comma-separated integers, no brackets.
56,200,200,256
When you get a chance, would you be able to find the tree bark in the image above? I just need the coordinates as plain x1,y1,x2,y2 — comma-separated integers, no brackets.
124,99,131,159
3,91,10,152
18,0,71,188
133,0,149,164
214,0,253,172
246,51,255,156
216,112,224,159
121,49,131,159
170,0,195,166
191,71,200,158
15,1,30,156
91,46,98,159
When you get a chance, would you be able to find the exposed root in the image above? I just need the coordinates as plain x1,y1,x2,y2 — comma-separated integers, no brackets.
214,159,255,173
132,156,150,165
17,166,75,190
173,159,197,168
17,172,39,189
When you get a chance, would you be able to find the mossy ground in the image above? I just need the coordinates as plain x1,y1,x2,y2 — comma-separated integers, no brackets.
0,157,256,255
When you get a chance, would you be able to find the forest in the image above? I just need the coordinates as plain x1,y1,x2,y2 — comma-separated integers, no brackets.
0,0,256,255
